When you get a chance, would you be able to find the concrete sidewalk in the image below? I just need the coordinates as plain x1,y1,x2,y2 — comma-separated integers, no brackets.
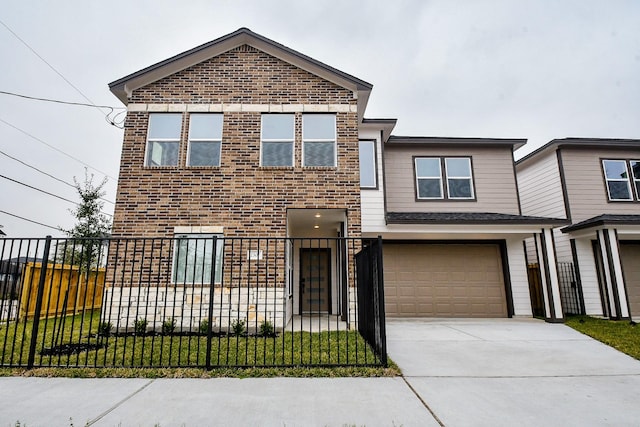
0,376,438,427
387,318,640,427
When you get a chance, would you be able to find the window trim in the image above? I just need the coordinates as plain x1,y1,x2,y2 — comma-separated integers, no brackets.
302,114,337,168
602,159,635,202
144,113,182,167
172,233,224,285
186,113,223,167
414,156,476,202
358,139,378,189
630,160,640,200
260,113,295,167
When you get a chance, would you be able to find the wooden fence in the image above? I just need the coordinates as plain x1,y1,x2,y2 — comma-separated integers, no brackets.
19,263,105,319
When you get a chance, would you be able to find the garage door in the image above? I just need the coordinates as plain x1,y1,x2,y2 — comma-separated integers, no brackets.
620,244,640,317
384,244,508,317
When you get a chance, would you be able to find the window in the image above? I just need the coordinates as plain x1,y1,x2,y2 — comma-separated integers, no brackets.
445,157,474,199
187,114,223,166
173,234,223,284
359,140,377,188
415,158,443,199
261,114,294,166
631,161,640,200
303,114,336,167
415,157,475,200
145,114,181,167
603,160,633,201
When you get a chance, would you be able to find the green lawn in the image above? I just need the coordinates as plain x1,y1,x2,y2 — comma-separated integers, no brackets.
0,310,389,374
565,315,640,360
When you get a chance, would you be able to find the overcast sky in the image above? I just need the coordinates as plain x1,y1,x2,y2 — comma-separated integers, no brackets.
1,0,639,237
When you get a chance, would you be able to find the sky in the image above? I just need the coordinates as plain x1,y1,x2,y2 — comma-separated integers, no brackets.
1,0,639,237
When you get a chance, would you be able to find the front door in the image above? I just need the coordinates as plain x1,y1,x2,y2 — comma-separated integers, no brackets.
300,248,331,313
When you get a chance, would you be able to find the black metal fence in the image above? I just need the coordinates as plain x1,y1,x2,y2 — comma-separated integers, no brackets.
0,236,386,369
557,262,584,315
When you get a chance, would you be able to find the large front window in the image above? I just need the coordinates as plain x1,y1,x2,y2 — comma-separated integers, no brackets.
188,114,223,166
261,114,294,166
173,234,223,284
603,159,633,201
303,114,336,167
145,114,182,167
415,157,475,200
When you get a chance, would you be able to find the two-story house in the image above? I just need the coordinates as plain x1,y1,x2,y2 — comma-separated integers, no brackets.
517,138,640,321
107,27,567,329
358,134,566,320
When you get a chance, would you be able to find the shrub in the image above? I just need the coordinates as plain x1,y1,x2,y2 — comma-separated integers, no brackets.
259,320,275,337
97,321,112,337
231,318,246,336
134,318,148,335
198,319,209,334
162,317,176,335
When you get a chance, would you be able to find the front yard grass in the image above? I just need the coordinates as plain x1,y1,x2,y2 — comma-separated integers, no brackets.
0,310,400,378
565,315,640,360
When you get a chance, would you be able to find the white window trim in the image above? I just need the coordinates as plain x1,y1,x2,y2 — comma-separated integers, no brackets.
302,114,337,167
415,157,444,200
145,113,182,167
171,233,224,285
445,157,475,200
186,114,223,167
603,159,633,201
260,114,295,167
630,160,640,200
358,140,377,188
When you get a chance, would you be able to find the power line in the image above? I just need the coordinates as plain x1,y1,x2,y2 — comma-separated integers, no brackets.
0,19,109,119
0,116,118,181
0,90,124,111
0,149,115,204
0,209,61,232
0,174,113,217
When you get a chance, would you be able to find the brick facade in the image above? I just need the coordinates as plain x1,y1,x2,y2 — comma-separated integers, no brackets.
112,45,362,239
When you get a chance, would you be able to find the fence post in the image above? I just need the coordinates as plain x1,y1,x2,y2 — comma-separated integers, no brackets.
375,236,387,367
205,236,218,370
27,236,52,369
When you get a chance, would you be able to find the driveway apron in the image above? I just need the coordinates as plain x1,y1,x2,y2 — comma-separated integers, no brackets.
387,318,640,427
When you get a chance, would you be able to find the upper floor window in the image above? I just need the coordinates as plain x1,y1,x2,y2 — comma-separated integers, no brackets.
188,114,223,166
145,113,182,167
261,114,294,167
359,140,377,188
415,157,475,200
303,114,336,167
602,159,637,201
632,161,640,199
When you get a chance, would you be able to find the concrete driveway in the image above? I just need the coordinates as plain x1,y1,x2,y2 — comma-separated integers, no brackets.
387,318,640,427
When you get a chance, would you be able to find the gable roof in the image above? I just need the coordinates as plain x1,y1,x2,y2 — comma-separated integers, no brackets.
516,137,640,168
109,28,373,120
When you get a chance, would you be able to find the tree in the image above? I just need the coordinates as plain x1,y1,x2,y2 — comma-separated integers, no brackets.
57,171,112,269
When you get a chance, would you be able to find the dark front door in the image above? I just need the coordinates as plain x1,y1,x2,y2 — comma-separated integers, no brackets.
300,248,331,313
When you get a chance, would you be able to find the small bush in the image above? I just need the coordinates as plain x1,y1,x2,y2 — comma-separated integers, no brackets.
162,317,176,335
97,321,112,337
134,318,148,335
198,319,209,334
259,320,275,337
231,318,246,336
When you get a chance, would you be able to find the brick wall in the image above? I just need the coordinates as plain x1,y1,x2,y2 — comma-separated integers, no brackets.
113,44,362,239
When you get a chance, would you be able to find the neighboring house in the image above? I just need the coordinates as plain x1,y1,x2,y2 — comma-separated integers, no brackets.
358,134,567,320
107,27,567,327
516,138,640,321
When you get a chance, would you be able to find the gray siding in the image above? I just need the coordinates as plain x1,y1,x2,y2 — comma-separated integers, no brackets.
384,145,520,214
561,147,640,222
517,151,567,219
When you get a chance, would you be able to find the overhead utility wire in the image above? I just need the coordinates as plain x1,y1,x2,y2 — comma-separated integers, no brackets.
0,149,116,204
0,117,118,181
0,174,113,217
0,90,124,112
0,19,119,127
0,209,60,232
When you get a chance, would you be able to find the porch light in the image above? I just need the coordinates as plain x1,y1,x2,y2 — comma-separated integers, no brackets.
315,213,322,218
314,224,320,229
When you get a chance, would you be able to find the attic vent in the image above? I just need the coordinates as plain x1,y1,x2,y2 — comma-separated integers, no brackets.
235,44,256,53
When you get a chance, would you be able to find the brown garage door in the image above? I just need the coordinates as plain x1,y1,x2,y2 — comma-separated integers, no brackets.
620,243,640,317
384,244,508,317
